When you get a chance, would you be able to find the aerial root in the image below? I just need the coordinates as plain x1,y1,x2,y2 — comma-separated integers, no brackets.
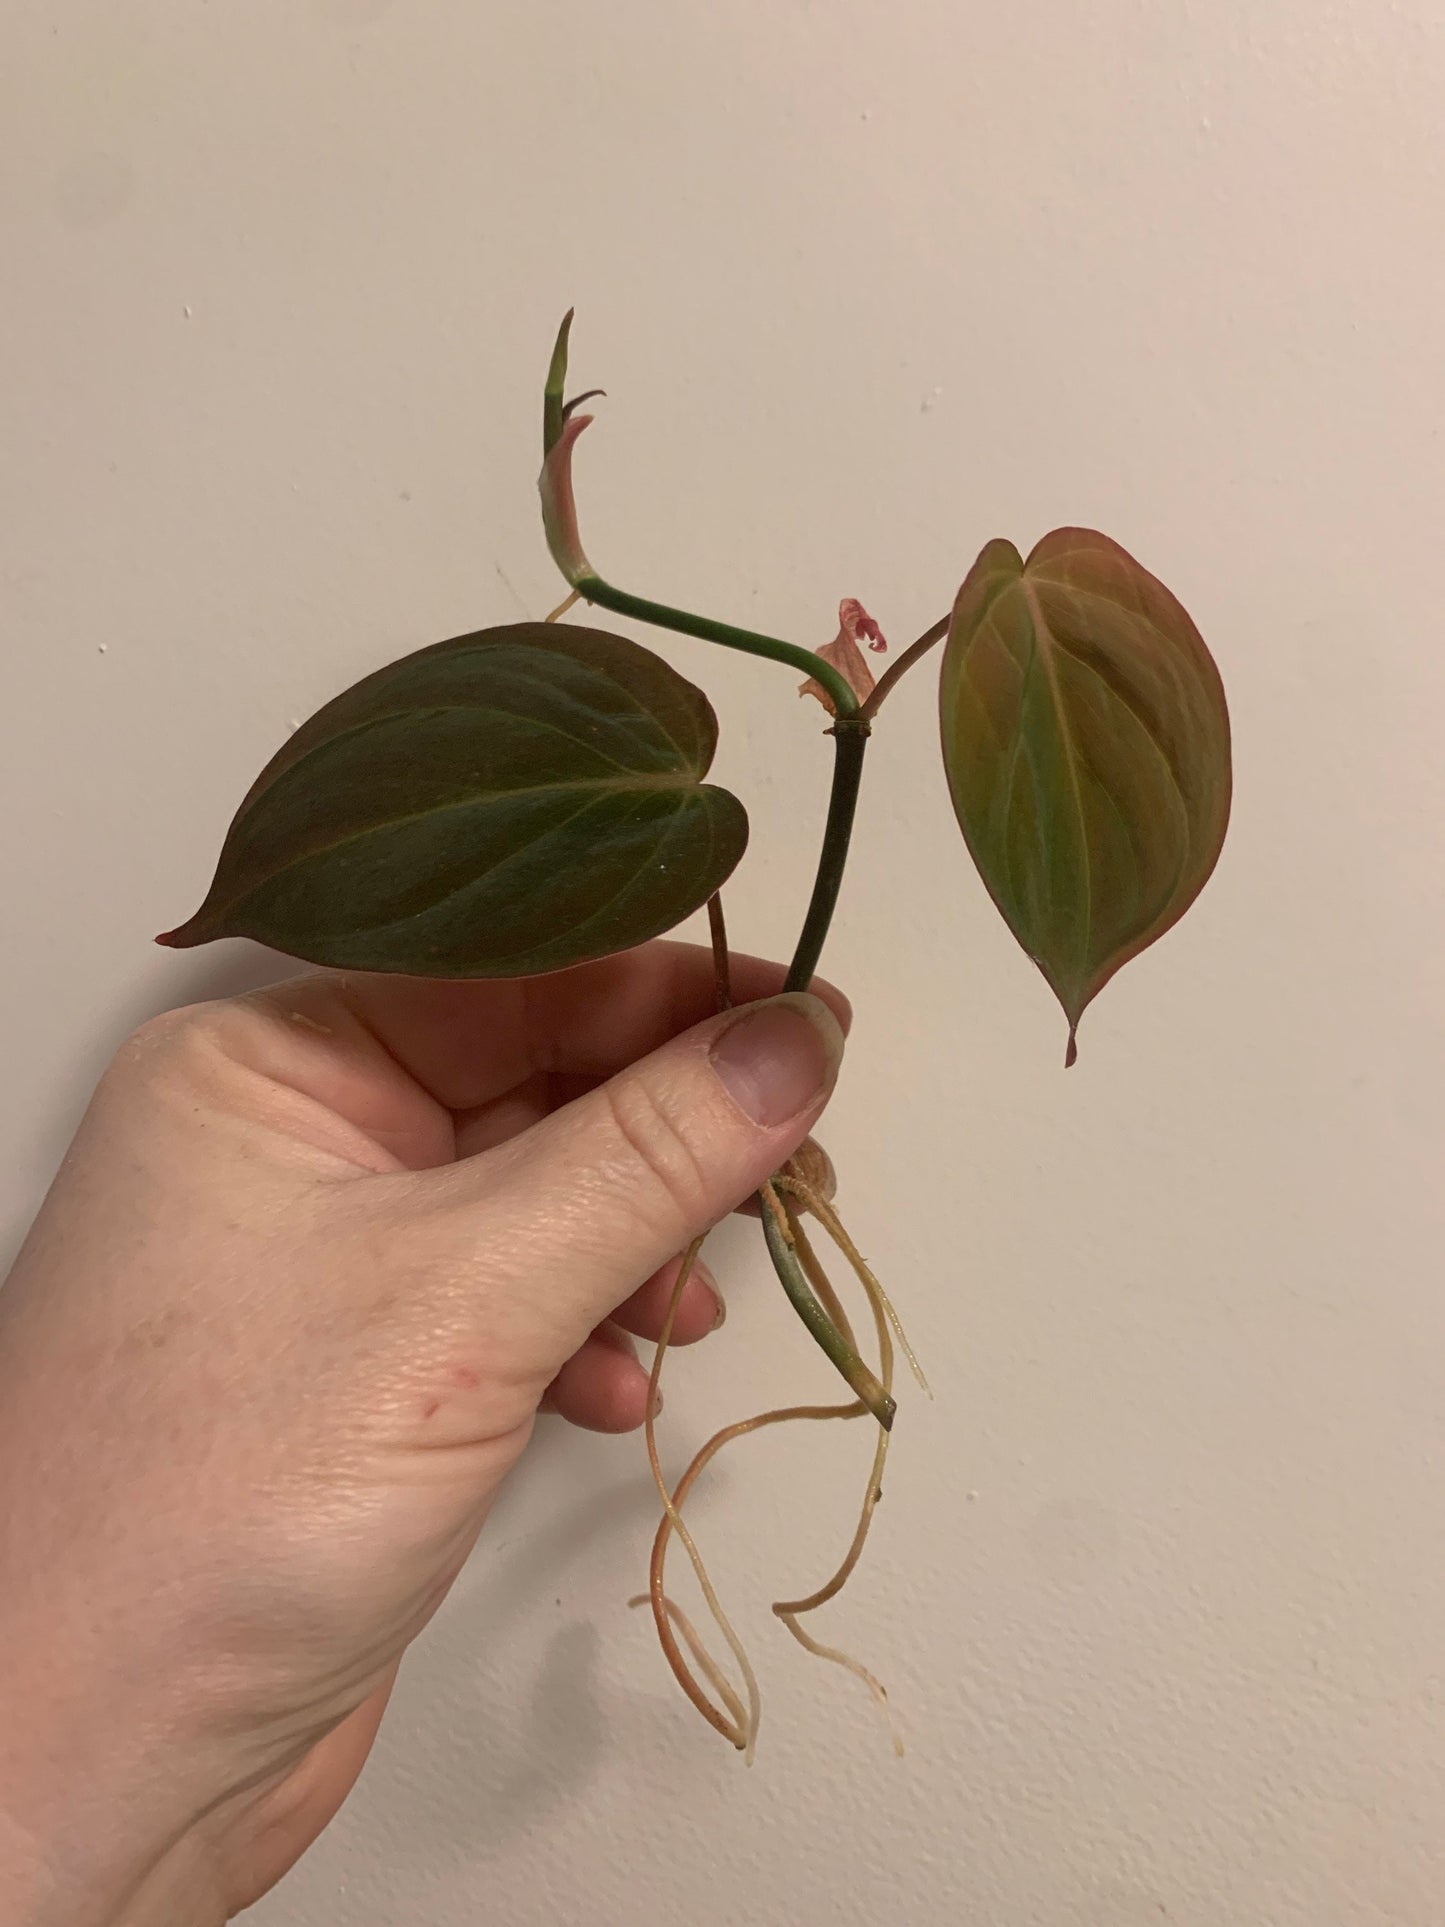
641,1184,925,1756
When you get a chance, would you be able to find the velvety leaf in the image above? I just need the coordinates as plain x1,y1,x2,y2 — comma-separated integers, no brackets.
159,622,748,978
939,529,1231,1063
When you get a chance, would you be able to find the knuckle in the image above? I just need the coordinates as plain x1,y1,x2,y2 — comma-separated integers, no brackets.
106,999,257,1100
598,1074,713,1240
111,1003,218,1077
118,1004,199,1057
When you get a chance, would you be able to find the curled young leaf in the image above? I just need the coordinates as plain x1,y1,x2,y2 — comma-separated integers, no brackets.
159,623,748,978
940,529,1231,1064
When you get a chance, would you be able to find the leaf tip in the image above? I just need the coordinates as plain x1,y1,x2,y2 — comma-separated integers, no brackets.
154,918,202,949
1064,1024,1079,1069
562,387,605,423
543,310,578,455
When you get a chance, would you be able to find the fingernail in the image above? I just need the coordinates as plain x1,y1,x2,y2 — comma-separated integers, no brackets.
709,993,843,1128
710,1290,728,1330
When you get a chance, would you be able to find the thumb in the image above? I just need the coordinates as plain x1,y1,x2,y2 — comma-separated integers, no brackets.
428,992,845,1366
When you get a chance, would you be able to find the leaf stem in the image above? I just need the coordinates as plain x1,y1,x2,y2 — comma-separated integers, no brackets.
706,893,733,1011
574,574,860,722
783,717,870,994
856,613,950,722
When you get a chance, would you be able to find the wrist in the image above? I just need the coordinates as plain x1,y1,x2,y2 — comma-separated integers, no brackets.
0,1418,230,1924
0,1786,223,1927
0,1649,225,1927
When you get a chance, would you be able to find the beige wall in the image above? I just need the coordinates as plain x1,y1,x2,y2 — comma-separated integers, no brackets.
4,3,1444,1921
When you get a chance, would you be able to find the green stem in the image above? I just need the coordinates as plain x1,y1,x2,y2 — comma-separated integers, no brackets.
764,718,872,1398
856,613,950,722
784,718,870,993
574,574,859,721
760,1186,895,1430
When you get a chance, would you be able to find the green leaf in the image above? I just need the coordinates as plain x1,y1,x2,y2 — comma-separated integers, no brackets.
939,529,1231,1064
159,622,748,978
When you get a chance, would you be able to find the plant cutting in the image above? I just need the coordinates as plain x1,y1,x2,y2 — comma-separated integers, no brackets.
159,312,1232,1758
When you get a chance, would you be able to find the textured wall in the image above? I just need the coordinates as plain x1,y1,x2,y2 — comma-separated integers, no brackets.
4,3,1443,1921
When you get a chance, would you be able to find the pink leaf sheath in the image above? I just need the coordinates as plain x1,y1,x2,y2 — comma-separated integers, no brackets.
539,412,596,585
799,599,889,714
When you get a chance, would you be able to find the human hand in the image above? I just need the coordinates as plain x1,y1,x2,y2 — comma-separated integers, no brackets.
0,943,846,1925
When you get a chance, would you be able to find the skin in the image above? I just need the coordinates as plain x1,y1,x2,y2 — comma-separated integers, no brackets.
0,942,847,1926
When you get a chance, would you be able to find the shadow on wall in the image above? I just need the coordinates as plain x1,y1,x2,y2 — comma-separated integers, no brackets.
313,1426,714,1868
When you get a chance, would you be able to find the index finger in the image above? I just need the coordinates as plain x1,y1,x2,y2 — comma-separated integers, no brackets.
333,940,851,1112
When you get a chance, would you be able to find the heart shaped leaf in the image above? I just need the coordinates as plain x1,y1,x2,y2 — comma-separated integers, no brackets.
159,622,748,978
940,529,1231,1063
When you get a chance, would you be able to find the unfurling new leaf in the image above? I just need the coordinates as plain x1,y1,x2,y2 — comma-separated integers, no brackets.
159,622,748,977
939,529,1231,1064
